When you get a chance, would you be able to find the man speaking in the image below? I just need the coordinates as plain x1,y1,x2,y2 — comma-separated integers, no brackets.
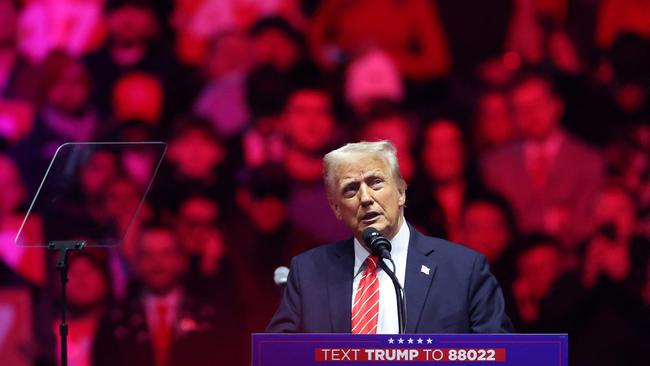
267,141,513,333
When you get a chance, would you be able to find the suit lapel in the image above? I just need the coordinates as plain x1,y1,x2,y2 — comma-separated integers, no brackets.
327,239,354,332
404,226,437,333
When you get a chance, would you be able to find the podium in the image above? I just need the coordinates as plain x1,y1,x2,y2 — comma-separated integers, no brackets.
252,333,567,366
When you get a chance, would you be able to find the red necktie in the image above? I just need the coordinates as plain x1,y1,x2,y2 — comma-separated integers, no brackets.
153,302,172,366
352,255,380,334
530,148,549,190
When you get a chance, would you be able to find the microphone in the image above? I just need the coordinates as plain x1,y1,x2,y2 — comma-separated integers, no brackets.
362,227,392,260
362,227,406,334
274,266,290,287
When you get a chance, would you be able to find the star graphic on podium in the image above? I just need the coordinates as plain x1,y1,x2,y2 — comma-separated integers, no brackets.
426,338,433,344
407,338,414,344
398,338,404,344
417,338,423,344
388,338,394,344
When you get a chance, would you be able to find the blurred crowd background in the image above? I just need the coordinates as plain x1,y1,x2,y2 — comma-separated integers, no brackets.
0,0,648,365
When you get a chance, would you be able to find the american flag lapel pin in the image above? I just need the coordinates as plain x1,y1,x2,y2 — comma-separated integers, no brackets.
421,265,430,275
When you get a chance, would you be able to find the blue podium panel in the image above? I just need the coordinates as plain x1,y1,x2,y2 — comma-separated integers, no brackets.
252,334,567,366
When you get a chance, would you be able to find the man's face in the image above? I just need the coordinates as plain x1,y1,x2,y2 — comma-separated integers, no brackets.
108,5,157,44
169,130,225,179
47,62,90,114
252,29,299,72
176,197,219,253
328,154,405,241
68,256,107,309
422,120,464,183
477,92,516,147
136,229,186,295
284,90,334,151
462,202,510,262
594,188,636,241
510,78,562,141
246,195,288,233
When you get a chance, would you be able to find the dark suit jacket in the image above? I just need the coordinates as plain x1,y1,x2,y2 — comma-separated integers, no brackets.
92,290,246,366
266,225,514,333
480,133,604,244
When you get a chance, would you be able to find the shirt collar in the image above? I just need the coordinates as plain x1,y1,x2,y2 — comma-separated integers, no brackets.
142,287,182,309
353,218,409,276
524,129,565,160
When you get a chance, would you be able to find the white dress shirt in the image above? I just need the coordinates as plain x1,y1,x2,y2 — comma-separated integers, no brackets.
352,218,409,334
142,288,182,332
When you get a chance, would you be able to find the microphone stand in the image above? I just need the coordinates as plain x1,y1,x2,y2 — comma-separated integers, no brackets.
377,259,406,334
48,240,86,366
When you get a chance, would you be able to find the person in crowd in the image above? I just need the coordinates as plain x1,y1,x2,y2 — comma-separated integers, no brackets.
93,226,246,366
408,118,485,241
282,84,350,242
238,63,293,169
471,88,517,155
172,195,239,305
226,164,318,333
193,30,253,139
11,51,99,192
459,193,518,295
509,233,563,331
481,71,604,254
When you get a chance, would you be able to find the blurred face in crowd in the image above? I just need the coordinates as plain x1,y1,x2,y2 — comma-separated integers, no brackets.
80,150,119,198
47,61,91,115
176,197,219,254
510,78,563,142
362,115,414,181
112,72,163,124
594,187,636,242
67,256,108,311
252,28,300,72
517,244,560,298
462,201,510,263
136,228,187,295
169,129,225,179
0,155,25,216
239,192,288,233
328,153,406,241
284,89,334,152
206,32,251,79
107,5,158,45
103,177,141,222
476,91,516,148
0,0,17,46
422,119,465,183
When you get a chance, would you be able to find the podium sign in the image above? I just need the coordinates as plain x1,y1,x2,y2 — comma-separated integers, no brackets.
253,334,567,366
